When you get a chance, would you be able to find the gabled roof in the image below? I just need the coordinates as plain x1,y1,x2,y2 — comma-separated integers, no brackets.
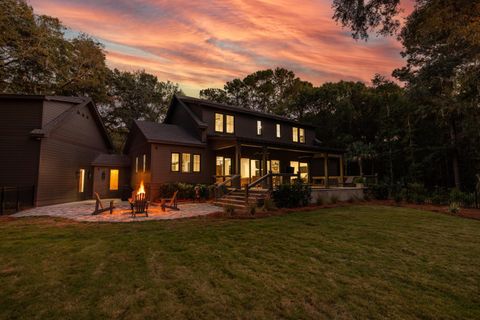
133,120,204,147
175,94,317,128
6,95,115,150
164,95,207,128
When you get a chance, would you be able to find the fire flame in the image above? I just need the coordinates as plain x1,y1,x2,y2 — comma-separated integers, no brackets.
136,180,145,195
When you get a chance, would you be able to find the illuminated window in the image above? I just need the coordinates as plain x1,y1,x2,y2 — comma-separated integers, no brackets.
109,169,119,190
135,157,139,173
78,169,85,193
182,153,191,172
215,113,224,132
193,154,201,172
143,154,146,172
276,124,281,138
299,128,305,143
216,156,224,176
257,120,262,135
171,153,179,172
292,127,298,142
226,115,234,133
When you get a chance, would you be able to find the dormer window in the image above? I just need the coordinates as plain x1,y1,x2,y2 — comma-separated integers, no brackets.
276,124,281,138
292,127,305,143
226,115,235,133
299,128,305,143
257,120,262,135
215,113,224,132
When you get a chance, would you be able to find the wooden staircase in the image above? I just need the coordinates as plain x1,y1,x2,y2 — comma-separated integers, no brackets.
213,189,268,210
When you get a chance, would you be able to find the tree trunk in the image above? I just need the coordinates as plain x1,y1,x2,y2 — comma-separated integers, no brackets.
450,120,461,189
359,158,363,177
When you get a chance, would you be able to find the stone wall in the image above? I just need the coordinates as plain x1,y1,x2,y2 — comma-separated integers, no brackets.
310,187,364,204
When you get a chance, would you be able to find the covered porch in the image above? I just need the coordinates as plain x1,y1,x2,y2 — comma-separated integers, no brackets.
209,137,347,189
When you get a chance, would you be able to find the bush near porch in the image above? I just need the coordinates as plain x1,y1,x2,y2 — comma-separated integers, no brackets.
155,183,210,201
272,182,311,208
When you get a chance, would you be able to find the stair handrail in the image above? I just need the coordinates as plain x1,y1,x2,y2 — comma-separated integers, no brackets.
214,174,240,200
245,172,273,204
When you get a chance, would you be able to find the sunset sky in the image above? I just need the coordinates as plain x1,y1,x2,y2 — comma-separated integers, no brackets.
29,0,414,96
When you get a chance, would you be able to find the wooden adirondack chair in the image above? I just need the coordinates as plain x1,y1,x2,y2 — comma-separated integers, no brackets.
161,190,179,212
130,193,149,217
92,192,114,215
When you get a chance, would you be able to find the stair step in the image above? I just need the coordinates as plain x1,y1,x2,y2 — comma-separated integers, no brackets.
213,202,246,210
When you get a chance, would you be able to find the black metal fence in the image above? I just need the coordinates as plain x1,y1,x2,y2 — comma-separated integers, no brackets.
0,186,35,215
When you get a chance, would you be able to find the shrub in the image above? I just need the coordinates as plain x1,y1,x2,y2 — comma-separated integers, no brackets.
430,187,449,206
329,195,339,204
224,205,235,216
261,198,277,211
247,203,257,215
272,182,311,208
405,183,428,204
369,182,389,200
315,196,324,206
449,188,475,208
393,192,402,204
157,183,209,200
449,202,461,214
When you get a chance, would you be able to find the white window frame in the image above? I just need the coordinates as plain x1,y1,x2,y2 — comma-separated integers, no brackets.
215,113,224,132
257,120,262,136
276,123,281,138
226,115,235,133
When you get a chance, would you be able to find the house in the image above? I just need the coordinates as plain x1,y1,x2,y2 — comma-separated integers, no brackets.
0,95,129,206
124,95,345,201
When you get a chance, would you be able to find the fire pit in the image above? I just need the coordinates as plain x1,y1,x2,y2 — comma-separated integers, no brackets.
129,181,149,217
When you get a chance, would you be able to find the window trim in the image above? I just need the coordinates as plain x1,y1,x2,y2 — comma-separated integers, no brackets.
193,154,201,172
78,169,85,193
276,123,281,138
171,152,180,172
142,154,147,172
135,157,139,173
299,128,305,143
215,113,224,133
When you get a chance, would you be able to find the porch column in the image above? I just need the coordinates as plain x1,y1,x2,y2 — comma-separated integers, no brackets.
234,142,241,189
324,153,329,188
262,146,268,188
340,155,345,187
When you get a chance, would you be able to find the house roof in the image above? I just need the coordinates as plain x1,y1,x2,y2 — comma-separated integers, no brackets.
175,94,317,128
134,120,205,147
91,154,130,167
1,94,114,150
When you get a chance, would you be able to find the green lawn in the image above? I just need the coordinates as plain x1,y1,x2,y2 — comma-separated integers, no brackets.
1,206,479,319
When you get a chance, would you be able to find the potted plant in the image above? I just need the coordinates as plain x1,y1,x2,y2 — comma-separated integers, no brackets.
353,176,365,188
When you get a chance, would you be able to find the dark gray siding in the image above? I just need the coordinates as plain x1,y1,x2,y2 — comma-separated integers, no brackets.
165,101,203,140
41,100,71,126
0,98,42,188
36,101,110,206
148,143,213,200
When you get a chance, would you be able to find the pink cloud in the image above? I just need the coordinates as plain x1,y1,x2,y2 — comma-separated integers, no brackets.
29,0,413,95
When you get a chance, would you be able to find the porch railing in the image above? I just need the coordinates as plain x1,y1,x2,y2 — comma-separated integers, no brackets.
245,172,300,204
214,175,240,200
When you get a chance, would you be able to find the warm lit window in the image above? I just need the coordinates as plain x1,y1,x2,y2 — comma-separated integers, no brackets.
142,154,146,172
226,115,234,133
215,113,224,132
299,128,305,143
182,153,191,172
216,156,224,176
257,120,262,135
109,169,119,190
171,153,179,172
193,154,201,172
135,157,139,173
78,169,85,193
292,127,298,142
276,124,281,138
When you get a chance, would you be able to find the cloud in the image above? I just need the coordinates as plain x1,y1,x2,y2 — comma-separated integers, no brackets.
29,0,413,95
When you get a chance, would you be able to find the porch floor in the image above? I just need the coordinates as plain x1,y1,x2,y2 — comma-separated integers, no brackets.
13,200,220,222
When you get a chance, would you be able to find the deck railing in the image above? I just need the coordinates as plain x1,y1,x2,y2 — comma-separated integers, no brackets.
0,186,35,214
245,172,299,204
213,175,240,200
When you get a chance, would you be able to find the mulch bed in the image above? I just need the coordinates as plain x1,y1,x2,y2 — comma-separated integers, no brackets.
202,200,480,221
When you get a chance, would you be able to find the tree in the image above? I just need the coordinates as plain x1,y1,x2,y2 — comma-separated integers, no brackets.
393,0,480,189
0,0,109,102
200,67,312,117
347,141,376,176
99,69,182,149
332,0,401,40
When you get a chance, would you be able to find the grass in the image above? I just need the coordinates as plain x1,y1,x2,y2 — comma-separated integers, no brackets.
0,206,479,319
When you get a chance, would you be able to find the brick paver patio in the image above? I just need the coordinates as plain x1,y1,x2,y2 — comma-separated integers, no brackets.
13,200,221,222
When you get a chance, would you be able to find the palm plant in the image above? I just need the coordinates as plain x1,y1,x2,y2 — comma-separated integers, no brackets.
347,141,376,177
